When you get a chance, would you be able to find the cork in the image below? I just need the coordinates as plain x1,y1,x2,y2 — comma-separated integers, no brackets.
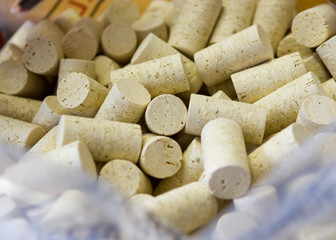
254,72,328,137
22,37,64,76
211,90,231,100
303,52,331,83
139,134,182,179
170,0,186,30
209,0,257,45
57,58,96,87
323,78,336,100
277,33,313,58
296,95,336,133
142,0,173,26
173,130,196,151
154,137,203,195
201,118,251,199
0,94,41,122
317,35,336,80
233,186,278,223
232,52,307,103
0,44,22,64
207,79,237,99
94,55,120,87
253,0,297,51
145,94,187,136
57,72,108,117
168,0,222,58
31,96,73,131
194,24,274,87
131,33,203,102
185,94,267,146
292,4,336,48
101,23,137,64
147,182,218,234
99,159,152,198
56,115,142,163
6,20,35,49
110,54,190,97
127,194,155,209
95,78,151,123
132,15,168,43
0,115,45,150
248,123,311,184
25,126,58,156
0,60,48,99
54,9,80,33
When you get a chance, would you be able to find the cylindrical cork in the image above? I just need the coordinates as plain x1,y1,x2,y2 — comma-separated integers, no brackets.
25,126,58,157
132,15,168,43
292,4,336,48
145,94,187,136
31,96,73,132
253,0,297,51
126,194,155,210
110,54,190,97
201,118,251,199
194,24,274,87
56,115,142,163
207,79,237,99
99,159,152,198
101,23,137,64
139,134,182,179
170,0,186,30
147,182,218,234
0,60,48,99
209,0,257,45
211,90,231,100
0,44,22,64
6,20,35,49
57,73,108,117
277,33,313,58
232,52,307,103
185,94,267,146
317,35,336,80
95,79,151,123
142,0,173,26
323,78,336,100
0,94,41,122
57,58,96,87
0,115,45,150
168,0,222,58
53,9,80,33
94,55,120,87
254,72,327,137
303,52,331,83
22,37,64,76
248,123,310,184
296,95,336,133
154,137,203,195
131,33,203,102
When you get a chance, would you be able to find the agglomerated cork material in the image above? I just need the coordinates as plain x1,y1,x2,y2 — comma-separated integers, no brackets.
317,35,336,80
303,53,331,83
277,33,313,58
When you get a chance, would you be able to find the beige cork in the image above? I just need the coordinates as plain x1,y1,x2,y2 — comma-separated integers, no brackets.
211,90,231,100
131,33,203,102
25,126,58,156
147,182,218,234
201,118,251,199
31,96,73,132
194,24,274,87
253,0,297,51
254,72,327,137
154,137,203,195
185,94,267,146
94,55,120,87
22,37,64,76
0,94,41,122
317,35,336,80
0,60,48,99
0,115,45,150
110,54,190,97
95,78,151,123
277,33,313,58
56,115,142,163
54,9,80,33
168,0,222,58
170,0,186,30
293,4,336,48
99,159,152,198
139,134,182,179
142,0,173,26
232,52,307,103
248,123,310,184
132,15,168,43
0,44,22,64
57,72,108,117
296,95,336,133
303,52,331,83
101,23,137,64
126,193,155,210
207,79,237,99
209,0,257,45
6,20,35,49
323,78,336,100
145,94,187,136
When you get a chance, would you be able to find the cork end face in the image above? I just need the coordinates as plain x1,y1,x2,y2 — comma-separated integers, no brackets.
25,126,46,149
0,60,28,95
291,123,312,147
115,78,151,106
254,24,274,61
44,95,72,116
